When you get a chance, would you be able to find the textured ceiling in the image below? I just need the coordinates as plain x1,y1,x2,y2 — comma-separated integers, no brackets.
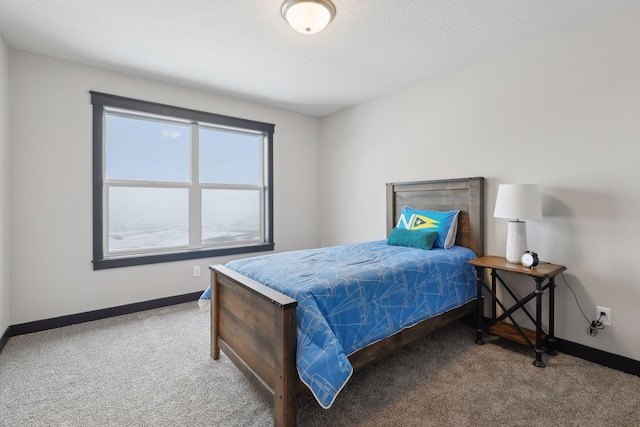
0,0,637,117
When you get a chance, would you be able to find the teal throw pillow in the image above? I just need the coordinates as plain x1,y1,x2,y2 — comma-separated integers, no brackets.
395,206,460,249
387,227,438,250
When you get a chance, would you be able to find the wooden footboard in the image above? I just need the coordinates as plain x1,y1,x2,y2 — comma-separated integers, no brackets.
210,265,298,427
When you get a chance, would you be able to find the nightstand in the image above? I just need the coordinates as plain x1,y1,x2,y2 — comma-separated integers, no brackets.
468,255,566,367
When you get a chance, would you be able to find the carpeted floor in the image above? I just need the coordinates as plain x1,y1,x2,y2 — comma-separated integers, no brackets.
1,302,639,426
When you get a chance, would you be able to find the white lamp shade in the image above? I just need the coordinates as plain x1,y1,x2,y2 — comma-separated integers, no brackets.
493,184,542,220
281,0,335,34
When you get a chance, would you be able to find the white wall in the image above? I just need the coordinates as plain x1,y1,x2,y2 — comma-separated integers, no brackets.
320,4,640,361
9,50,321,324
0,34,10,334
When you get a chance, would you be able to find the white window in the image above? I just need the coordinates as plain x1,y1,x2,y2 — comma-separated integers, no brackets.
91,92,274,269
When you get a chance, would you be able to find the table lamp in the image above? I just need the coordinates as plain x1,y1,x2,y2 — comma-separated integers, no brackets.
493,184,542,264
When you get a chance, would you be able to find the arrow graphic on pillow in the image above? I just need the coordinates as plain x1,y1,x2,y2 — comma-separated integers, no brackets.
411,214,440,230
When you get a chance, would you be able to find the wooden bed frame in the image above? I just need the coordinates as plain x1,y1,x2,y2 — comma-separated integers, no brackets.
209,177,484,427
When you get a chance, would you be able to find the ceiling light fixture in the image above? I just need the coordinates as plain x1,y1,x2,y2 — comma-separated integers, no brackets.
281,0,336,35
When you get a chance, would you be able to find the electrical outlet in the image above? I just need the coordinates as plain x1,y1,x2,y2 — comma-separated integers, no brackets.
596,306,611,327
193,266,201,277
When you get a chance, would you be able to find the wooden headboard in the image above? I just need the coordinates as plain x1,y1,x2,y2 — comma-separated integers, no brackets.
386,177,485,256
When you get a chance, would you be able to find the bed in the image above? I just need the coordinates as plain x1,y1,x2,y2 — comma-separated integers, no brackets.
206,177,484,426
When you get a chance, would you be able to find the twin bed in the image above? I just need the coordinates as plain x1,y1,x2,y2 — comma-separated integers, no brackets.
204,177,485,426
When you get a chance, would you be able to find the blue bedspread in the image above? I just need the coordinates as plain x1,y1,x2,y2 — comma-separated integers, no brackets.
200,240,477,408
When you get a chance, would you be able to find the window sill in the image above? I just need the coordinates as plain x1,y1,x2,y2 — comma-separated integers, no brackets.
92,243,275,270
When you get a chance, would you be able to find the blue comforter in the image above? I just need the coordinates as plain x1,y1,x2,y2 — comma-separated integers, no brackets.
200,240,477,408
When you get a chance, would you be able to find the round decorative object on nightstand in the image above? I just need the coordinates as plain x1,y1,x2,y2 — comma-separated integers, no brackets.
521,251,539,268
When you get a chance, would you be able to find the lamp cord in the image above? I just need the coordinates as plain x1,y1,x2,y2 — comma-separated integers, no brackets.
558,272,603,337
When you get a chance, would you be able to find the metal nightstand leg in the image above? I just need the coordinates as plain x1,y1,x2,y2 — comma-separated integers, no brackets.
546,277,558,356
533,277,546,368
475,266,485,345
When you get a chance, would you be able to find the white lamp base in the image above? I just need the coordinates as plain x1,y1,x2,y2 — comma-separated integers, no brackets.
506,220,527,264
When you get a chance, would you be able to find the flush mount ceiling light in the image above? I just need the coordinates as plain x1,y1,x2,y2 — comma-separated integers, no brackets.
281,0,336,35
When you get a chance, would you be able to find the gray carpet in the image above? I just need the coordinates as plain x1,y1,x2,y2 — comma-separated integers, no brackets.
1,302,639,426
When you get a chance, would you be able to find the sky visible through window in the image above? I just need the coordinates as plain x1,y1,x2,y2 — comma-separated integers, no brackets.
106,113,262,253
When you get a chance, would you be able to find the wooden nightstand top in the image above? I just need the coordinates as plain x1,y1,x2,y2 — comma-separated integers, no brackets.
468,255,566,279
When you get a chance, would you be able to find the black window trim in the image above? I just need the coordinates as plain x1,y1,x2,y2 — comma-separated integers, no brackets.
91,91,275,270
